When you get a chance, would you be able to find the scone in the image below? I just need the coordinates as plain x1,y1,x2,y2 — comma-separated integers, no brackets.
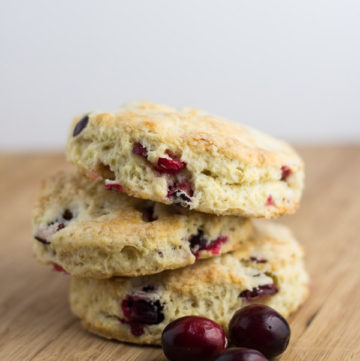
66,100,304,218
70,221,309,345
32,172,252,278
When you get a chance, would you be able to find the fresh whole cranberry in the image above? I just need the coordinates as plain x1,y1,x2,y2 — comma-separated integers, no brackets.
161,316,226,361
229,304,290,358
213,348,268,361
73,115,89,136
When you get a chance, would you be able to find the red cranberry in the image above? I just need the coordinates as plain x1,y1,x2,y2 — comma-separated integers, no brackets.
104,183,123,192
266,195,274,206
155,151,186,174
167,182,193,203
120,296,164,336
280,166,292,181
207,236,228,255
189,230,228,259
239,284,278,301
53,263,68,274
229,304,290,358
213,348,268,361
132,142,148,158
162,316,227,361
73,115,89,136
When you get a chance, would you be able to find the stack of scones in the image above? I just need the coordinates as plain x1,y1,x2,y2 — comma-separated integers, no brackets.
31,100,309,345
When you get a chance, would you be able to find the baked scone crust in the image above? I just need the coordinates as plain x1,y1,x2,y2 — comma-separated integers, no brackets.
70,220,309,345
32,172,252,278
66,100,304,217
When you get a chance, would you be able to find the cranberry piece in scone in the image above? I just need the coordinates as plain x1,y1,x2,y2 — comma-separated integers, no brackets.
266,195,275,206
189,230,228,259
73,115,89,137
53,263,68,274
34,209,74,245
239,284,278,301
155,151,186,175
104,182,123,192
120,295,164,336
167,181,193,203
132,142,148,158
280,165,292,181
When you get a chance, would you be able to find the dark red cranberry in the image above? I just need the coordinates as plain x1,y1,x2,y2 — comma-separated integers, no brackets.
189,230,208,253
104,183,123,192
57,223,65,231
167,182,193,203
280,166,292,181
229,304,290,358
239,284,278,301
189,230,228,259
73,115,89,137
34,236,50,245
132,142,148,158
266,195,274,206
53,263,68,274
249,257,267,264
120,296,164,336
155,151,186,174
213,348,268,361
162,316,226,361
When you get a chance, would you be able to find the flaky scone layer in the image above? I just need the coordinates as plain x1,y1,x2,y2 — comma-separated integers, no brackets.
70,221,309,345
32,172,252,278
66,100,304,217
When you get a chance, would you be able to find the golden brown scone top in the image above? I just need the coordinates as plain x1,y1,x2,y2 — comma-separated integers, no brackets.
71,100,302,168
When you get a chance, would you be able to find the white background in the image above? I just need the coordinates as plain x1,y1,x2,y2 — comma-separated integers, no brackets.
1,0,359,151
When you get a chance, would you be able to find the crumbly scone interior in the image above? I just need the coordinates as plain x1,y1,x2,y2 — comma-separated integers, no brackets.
70,221,309,345
32,172,252,277
66,101,304,217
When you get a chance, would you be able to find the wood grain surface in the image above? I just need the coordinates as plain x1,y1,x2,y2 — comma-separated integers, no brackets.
0,147,359,361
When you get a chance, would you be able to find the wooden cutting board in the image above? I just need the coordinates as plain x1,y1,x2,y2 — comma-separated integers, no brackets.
1,146,359,361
